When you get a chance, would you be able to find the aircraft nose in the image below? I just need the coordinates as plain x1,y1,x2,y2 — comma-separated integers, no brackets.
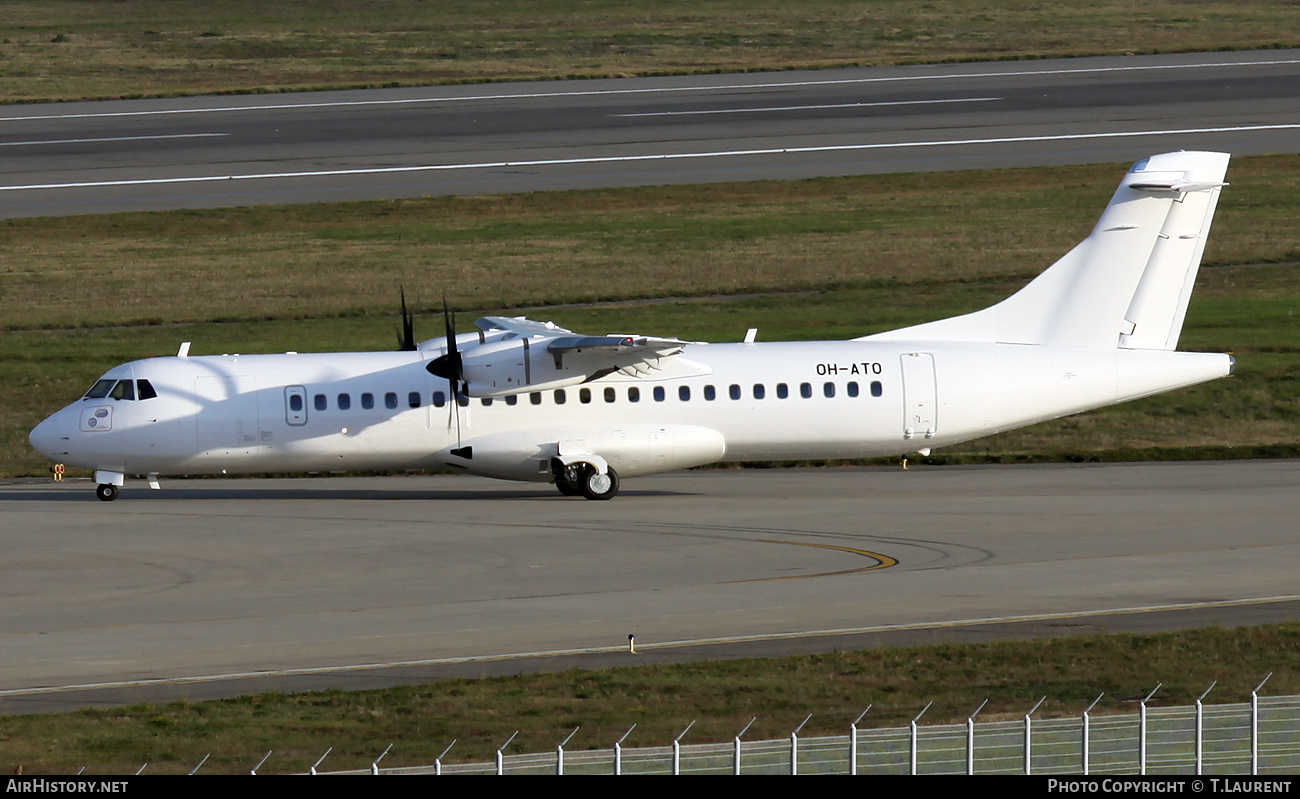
29,413,65,459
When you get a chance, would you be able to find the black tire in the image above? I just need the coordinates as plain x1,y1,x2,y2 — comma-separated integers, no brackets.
581,466,619,501
96,483,119,502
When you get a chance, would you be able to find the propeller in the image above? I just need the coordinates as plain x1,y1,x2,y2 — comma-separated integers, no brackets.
396,287,416,352
426,296,467,452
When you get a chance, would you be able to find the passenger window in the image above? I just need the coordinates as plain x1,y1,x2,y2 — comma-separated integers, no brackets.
554,389,566,405
385,392,398,409
314,394,328,411
579,388,591,404
604,387,616,403
753,384,765,399
337,393,351,410
408,391,421,408
653,386,665,402
361,392,374,409
824,382,836,398
871,381,883,397
530,392,542,405
433,391,446,408
679,386,691,401
137,379,158,400
457,390,469,407
729,384,740,400
776,383,788,399
110,380,135,401
506,395,518,406
847,382,860,397
800,382,812,399
84,379,115,399
704,385,716,401
628,387,640,403
481,397,492,406
289,394,304,412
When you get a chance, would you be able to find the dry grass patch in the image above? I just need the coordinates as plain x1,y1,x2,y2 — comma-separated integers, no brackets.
1,2,1298,102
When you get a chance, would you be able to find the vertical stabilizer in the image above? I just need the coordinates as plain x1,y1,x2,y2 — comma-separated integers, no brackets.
861,152,1229,350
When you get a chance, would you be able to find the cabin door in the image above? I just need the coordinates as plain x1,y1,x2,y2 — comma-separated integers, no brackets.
900,353,937,441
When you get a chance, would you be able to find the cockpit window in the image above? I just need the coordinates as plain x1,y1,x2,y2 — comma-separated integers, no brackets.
83,379,115,399
109,380,136,401
137,379,158,400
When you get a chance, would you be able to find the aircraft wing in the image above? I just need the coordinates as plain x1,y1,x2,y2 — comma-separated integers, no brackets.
476,316,692,361
476,316,574,337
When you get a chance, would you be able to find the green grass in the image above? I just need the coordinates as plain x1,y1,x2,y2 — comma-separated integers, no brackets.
6,157,1298,478
3,624,1298,773
1,1,1298,103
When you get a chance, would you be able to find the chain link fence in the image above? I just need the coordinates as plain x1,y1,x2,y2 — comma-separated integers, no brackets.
321,692,1300,775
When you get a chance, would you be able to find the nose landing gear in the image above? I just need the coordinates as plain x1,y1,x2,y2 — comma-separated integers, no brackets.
93,470,124,502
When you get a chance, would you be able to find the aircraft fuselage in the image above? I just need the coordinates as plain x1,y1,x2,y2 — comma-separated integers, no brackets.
29,339,1230,484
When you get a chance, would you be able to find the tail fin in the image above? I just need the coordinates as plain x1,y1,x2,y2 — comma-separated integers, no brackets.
861,151,1229,350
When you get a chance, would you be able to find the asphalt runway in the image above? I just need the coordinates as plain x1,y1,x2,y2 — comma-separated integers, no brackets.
2,49,1299,216
1,460,1298,713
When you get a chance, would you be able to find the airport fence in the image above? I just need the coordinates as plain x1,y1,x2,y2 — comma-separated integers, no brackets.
315,684,1300,775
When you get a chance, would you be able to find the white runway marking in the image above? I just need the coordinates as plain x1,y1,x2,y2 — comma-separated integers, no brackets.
0,133,228,148
0,57,1295,122
615,97,1001,117
2,122,1297,193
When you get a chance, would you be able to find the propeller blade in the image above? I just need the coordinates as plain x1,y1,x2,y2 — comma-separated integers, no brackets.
426,295,464,384
426,295,465,450
396,287,417,351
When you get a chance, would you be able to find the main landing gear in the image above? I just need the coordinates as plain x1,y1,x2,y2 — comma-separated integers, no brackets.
96,483,119,502
555,462,620,500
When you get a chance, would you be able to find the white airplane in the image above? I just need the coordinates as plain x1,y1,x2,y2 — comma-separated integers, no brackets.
29,151,1235,501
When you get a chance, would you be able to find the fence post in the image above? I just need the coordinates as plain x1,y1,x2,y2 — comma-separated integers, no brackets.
496,731,518,775
966,699,988,775
1023,697,1045,775
672,720,695,776
308,748,330,776
1082,694,1103,775
1139,684,1161,776
849,706,871,776
557,727,579,775
249,751,272,776
370,743,392,776
910,702,932,775
614,724,636,775
435,740,457,776
790,714,811,775
1196,683,1216,775
1252,673,1272,775
733,717,756,775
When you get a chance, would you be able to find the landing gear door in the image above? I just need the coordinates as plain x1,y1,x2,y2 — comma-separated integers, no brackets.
285,386,308,426
901,352,937,440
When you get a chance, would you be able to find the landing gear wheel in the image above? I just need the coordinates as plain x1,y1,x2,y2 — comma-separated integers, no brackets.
582,466,619,501
95,483,119,502
555,463,584,496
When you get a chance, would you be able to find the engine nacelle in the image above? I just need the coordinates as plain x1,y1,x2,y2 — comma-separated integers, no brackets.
446,338,614,397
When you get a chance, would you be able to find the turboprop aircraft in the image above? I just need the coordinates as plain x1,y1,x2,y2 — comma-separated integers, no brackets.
29,151,1236,501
